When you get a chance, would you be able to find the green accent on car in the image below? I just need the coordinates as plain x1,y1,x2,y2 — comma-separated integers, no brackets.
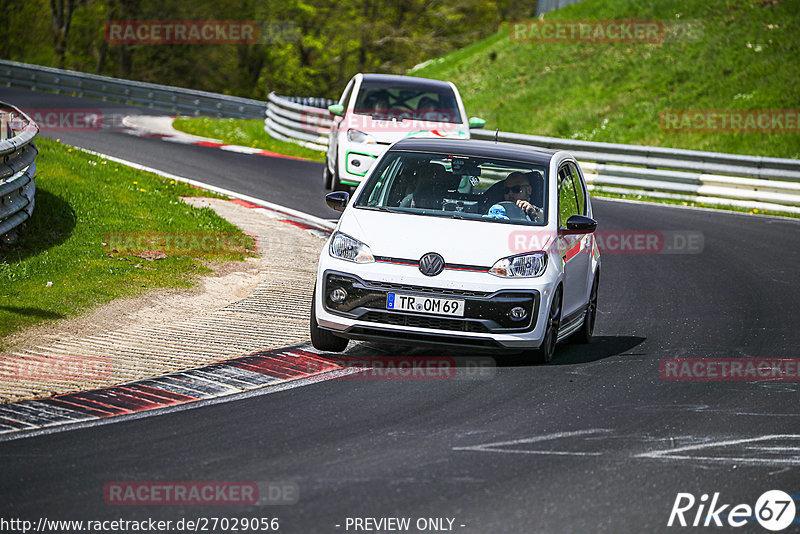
345,150,377,177
469,117,486,129
405,130,468,139
328,104,344,116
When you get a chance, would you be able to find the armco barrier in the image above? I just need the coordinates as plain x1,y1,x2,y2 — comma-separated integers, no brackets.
0,59,265,119
0,102,38,244
265,92,800,214
264,93,333,151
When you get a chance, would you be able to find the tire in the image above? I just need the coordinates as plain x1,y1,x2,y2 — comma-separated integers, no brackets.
323,159,333,190
572,272,599,344
532,287,562,364
310,284,349,352
332,155,349,192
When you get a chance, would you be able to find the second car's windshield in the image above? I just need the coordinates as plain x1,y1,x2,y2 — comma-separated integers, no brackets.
354,151,548,226
353,82,462,124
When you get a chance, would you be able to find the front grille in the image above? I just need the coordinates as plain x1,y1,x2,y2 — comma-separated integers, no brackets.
361,311,488,333
364,280,490,298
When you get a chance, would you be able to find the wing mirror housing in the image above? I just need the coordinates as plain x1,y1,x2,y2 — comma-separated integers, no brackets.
328,104,344,116
559,214,597,235
468,117,486,129
326,191,350,212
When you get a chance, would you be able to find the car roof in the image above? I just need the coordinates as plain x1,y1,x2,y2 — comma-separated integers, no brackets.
388,138,557,166
359,73,454,91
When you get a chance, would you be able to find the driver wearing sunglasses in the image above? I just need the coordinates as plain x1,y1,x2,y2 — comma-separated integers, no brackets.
503,171,544,222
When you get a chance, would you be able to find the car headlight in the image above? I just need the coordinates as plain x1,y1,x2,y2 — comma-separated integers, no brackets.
347,129,376,144
329,232,375,263
489,253,547,278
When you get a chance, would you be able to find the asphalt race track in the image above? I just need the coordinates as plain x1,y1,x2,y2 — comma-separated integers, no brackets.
2,88,800,533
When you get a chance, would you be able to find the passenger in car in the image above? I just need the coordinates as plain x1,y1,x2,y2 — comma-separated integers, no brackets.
398,164,460,209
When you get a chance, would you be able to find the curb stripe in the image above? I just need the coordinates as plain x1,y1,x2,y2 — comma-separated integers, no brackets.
0,344,342,440
230,198,263,209
121,127,314,162
118,384,196,404
41,398,118,418
136,378,207,399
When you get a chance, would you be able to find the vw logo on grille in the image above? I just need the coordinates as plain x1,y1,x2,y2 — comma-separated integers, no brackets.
419,252,445,277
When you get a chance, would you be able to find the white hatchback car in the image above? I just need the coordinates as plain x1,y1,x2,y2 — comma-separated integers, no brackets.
324,73,485,191
311,138,600,363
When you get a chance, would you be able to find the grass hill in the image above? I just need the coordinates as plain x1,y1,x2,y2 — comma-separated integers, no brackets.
411,0,800,159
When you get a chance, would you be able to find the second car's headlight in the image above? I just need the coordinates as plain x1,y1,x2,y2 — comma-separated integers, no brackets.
329,232,375,263
489,253,547,278
347,129,376,144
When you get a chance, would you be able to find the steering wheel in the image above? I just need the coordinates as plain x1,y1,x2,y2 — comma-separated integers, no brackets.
497,201,529,220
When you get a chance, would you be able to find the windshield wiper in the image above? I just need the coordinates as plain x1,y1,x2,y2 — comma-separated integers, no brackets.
358,205,405,212
425,211,468,220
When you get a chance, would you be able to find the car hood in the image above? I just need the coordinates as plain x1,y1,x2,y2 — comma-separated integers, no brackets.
338,209,555,266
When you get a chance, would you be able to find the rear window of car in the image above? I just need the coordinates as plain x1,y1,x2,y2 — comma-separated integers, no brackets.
353,82,462,124
354,151,548,226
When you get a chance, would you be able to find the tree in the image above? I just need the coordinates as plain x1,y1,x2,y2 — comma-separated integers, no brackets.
51,0,76,68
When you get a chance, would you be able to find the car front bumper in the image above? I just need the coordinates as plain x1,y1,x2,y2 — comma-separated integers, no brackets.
314,259,558,350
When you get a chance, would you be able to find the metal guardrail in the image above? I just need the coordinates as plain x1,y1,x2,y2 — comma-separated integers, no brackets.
0,60,266,119
265,92,800,214
0,102,38,244
535,0,589,16
264,93,333,151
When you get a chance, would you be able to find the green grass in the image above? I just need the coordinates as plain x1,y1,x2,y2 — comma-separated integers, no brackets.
172,117,326,162
0,138,255,347
411,0,800,159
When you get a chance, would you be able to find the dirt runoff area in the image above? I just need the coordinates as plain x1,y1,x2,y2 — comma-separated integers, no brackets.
0,197,328,403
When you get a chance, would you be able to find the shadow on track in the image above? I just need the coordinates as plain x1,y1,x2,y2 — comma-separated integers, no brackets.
322,335,646,370
494,335,646,367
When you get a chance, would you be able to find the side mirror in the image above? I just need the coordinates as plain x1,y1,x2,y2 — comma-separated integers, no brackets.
468,117,486,129
326,191,350,212
328,104,344,116
560,214,597,235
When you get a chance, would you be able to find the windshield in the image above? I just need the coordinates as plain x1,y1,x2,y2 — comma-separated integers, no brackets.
353,82,463,124
354,151,548,226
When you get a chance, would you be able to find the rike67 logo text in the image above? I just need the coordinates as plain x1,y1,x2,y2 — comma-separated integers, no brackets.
668,490,796,531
